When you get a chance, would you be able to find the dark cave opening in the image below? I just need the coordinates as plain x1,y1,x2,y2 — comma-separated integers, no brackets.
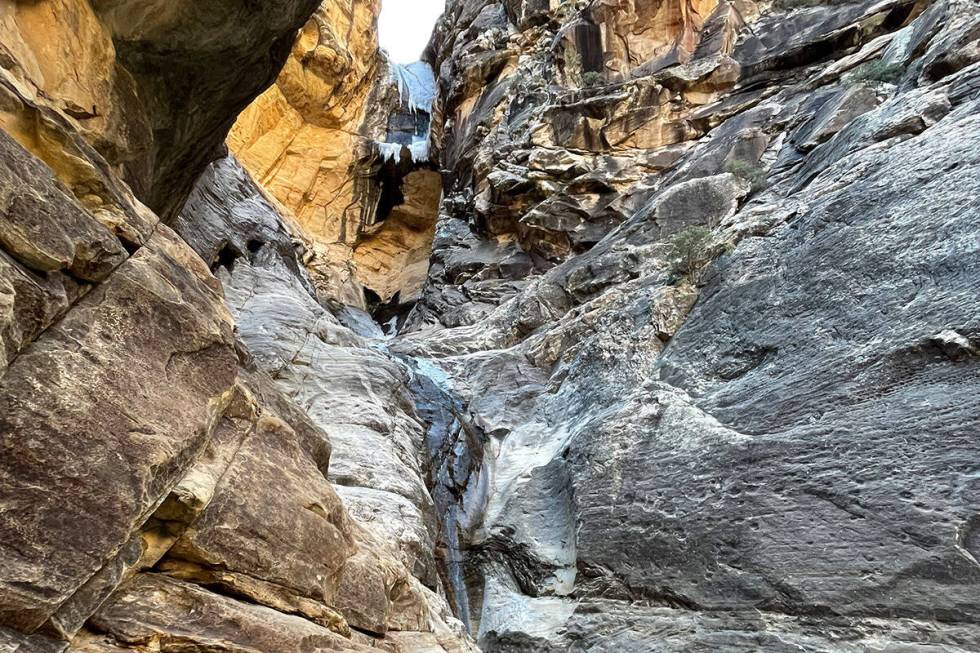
212,243,242,273
375,159,407,224
212,239,267,274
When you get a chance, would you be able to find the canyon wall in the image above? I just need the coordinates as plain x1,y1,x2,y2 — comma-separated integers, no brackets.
394,0,980,649
229,5,443,315
228,0,387,306
0,1,473,651
1,0,979,652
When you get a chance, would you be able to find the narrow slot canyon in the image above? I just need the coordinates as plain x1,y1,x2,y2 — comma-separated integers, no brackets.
1,0,979,652
228,2,443,326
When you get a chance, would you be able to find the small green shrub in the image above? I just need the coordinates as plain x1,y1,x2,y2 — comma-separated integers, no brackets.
668,226,715,285
564,49,583,87
514,71,546,99
725,159,768,193
849,59,905,85
581,71,605,88
773,0,828,8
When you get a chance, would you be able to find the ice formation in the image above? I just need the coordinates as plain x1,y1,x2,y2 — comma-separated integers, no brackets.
375,60,436,164
389,61,436,114
376,140,430,164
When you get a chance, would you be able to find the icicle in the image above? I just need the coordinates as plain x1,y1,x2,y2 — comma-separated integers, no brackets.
409,140,429,163
389,61,436,114
375,59,434,166
374,140,430,165
376,141,405,163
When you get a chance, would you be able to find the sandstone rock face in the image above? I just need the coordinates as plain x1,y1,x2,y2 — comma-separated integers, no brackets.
0,0,474,650
590,0,721,76
386,0,980,649
230,2,443,314
0,0,321,220
3,0,980,651
229,0,385,305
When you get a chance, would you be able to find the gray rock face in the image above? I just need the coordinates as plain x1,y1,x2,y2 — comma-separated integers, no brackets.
174,155,313,292
645,107,980,621
385,0,980,649
175,154,478,650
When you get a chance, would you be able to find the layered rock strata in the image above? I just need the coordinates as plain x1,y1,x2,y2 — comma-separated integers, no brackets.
230,6,442,317
2,0,980,651
389,0,980,649
0,0,322,221
0,0,473,651
175,154,475,651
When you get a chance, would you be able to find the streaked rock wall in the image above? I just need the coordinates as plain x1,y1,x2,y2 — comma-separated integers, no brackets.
396,0,980,649
0,0,474,650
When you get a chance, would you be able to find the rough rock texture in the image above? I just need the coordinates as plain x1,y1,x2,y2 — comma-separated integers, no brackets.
174,153,477,651
4,0,980,651
384,0,980,649
0,0,321,220
229,0,386,305
230,0,383,227
0,0,474,650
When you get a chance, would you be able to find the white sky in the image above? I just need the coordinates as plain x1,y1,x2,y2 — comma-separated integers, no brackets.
378,0,445,63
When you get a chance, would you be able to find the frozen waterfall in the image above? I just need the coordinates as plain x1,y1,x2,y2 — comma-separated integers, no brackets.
390,61,436,114
376,140,430,164
375,60,436,164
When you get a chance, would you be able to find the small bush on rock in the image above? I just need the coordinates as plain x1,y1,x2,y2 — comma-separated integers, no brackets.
849,59,905,85
668,226,716,285
725,159,768,193
582,71,605,88
515,70,546,100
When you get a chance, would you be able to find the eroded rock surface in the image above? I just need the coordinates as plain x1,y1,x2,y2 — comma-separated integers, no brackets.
0,0,321,220
230,3,443,315
2,0,980,651
0,0,473,650
174,153,476,650
386,0,980,649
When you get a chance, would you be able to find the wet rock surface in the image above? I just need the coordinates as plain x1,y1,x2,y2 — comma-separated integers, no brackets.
176,153,477,650
0,0,475,649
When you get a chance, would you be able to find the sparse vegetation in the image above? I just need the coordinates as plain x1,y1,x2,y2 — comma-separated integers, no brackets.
772,0,829,8
668,226,716,286
514,69,547,100
564,49,583,87
582,71,605,88
849,59,905,86
725,159,768,193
